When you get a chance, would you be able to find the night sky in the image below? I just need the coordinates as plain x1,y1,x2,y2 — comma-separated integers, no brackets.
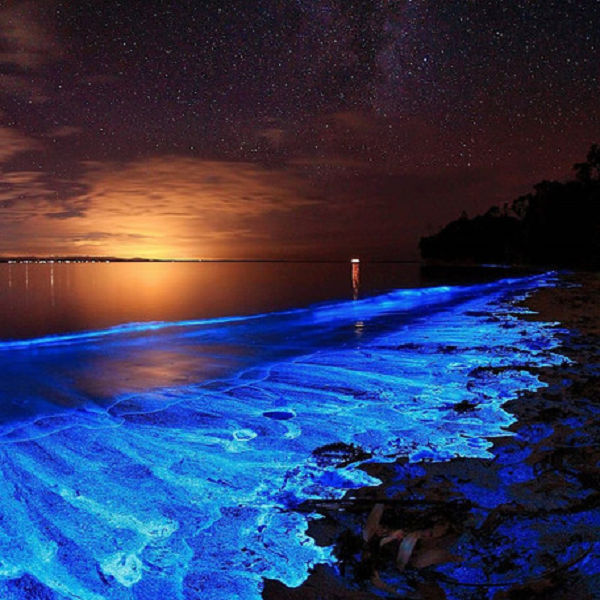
0,0,599,260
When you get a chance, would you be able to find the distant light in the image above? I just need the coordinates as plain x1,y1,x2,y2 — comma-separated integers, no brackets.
351,258,360,263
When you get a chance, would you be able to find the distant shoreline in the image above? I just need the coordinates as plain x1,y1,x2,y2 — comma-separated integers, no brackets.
0,257,423,264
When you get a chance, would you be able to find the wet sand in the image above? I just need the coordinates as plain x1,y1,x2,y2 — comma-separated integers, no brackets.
264,271,600,599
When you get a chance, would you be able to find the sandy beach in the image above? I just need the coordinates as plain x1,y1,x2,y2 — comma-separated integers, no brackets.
264,271,600,599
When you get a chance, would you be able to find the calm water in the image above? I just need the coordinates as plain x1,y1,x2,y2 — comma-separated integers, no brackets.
0,261,530,341
0,262,427,340
0,263,566,599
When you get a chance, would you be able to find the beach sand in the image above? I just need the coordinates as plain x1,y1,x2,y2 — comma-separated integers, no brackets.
264,271,600,599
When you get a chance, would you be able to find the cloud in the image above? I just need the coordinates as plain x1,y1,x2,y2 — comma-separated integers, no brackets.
68,157,324,256
0,156,87,227
44,126,84,139
0,2,61,105
0,124,97,233
44,207,87,220
0,127,40,162
0,155,325,258
80,156,318,218
72,231,151,243
0,72,50,104
262,110,445,176
330,111,380,133
0,170,55,226
0,1,61,69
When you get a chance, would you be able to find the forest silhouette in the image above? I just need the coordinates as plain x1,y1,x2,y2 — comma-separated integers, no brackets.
420,144,600,268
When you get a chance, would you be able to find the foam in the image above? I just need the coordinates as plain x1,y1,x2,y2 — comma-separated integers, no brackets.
0,274,568,599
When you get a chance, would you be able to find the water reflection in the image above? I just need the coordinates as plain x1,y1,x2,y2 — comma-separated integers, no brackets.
0,262,424,341
351,259,360,300
354,320,365,338
50,263,55,307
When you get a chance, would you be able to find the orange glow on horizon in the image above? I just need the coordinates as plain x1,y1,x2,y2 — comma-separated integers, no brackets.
0,156,320,259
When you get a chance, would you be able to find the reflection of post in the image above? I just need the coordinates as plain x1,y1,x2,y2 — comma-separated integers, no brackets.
8,264,13,310
351,258,360,300
24,264,29,306
50,264,55,307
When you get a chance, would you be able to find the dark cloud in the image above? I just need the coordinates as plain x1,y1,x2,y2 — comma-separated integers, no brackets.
45,208,86,220
73,231,150,242
0,127,39,162
44,126,83,138
0,2,61,69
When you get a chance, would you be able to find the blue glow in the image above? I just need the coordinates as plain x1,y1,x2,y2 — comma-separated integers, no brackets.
0,274,570,598
0,311,277,351
0,275,546,351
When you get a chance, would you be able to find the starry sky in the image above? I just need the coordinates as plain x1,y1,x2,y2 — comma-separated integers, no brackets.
0,0,599,260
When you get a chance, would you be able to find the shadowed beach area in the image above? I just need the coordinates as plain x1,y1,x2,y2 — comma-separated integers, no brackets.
264,271,600,600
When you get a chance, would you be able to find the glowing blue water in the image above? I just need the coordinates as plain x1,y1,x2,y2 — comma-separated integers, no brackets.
0,275,567,599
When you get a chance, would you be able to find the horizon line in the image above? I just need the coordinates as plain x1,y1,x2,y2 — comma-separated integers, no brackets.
0,255,423,264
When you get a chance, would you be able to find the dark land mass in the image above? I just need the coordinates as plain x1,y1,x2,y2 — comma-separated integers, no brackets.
264,271,600,599
420,144,600,269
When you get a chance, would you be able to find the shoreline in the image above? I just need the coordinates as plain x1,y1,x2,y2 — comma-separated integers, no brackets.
265,271,600,599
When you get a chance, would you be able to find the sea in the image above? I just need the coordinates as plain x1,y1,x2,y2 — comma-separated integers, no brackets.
0,261,567,599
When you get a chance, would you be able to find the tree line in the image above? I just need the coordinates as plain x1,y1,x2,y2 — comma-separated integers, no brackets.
420,144,600,269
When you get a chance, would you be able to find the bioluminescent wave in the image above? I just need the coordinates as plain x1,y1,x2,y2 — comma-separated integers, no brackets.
0,275,567,599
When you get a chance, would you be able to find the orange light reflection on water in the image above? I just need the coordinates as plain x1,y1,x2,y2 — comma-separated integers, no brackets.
0,262,361,340
352,261,360,300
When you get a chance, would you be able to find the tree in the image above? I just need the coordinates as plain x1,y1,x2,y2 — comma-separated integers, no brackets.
420,142,600,268
574,143,600,183
511,194,531,219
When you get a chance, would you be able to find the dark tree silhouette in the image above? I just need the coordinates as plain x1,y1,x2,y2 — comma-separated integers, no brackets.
420,143,600,269
574,143,600,183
